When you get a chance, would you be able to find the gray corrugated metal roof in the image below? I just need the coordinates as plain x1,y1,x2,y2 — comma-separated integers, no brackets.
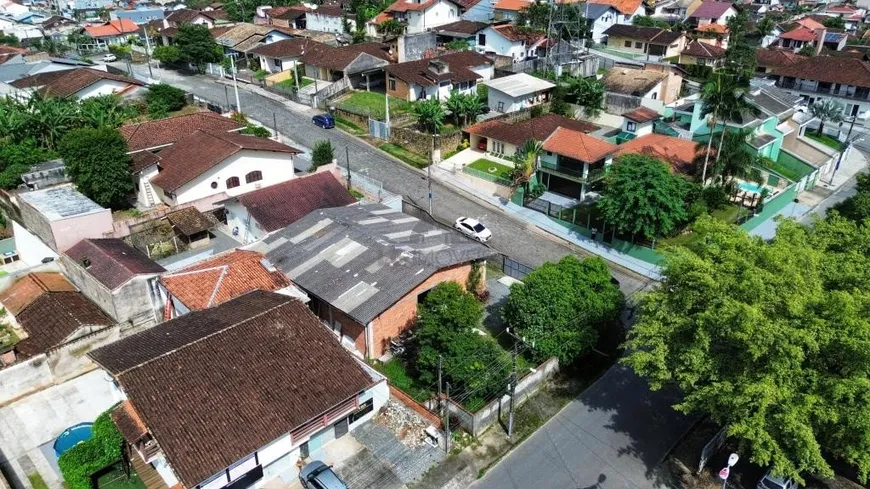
18,185,106,221
263,203,493,325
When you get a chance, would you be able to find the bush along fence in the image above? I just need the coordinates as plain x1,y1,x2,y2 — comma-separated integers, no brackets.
443,357,559,437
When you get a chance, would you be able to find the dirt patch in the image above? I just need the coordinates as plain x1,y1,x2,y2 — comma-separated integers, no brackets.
374,400,432,449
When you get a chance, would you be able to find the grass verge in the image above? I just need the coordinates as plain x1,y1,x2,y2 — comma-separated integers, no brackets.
805,132,842,150
335,115,366,136
380,143,429,168
371,358,431,402
28,474,48,489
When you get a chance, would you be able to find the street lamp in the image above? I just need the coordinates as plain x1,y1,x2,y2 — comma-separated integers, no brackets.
719,453,739,489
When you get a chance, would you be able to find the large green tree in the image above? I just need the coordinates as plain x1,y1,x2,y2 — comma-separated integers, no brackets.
58,128,134,209
699,74,748,185
624,215,870,484
413,98,445,134
0,139,57,189
566,76,604,118
173,24,223,72
724,7,756,81
831,172,870,222
598,154,690,240
502,255,623,364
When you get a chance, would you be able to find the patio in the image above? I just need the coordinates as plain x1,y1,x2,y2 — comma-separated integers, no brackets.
439,148,515,199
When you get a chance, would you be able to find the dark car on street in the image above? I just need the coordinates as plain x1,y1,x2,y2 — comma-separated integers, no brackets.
312,113,335,129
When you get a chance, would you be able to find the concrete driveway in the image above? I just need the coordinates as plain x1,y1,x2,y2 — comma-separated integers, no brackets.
471,365,695,489
0,370,123,489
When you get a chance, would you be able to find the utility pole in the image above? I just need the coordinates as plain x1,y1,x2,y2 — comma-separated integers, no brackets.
224,85,230,110
437,355,443,410
428,133,436,214
829,115,856,184
443,382,451,453
143,28,154,80
345,146,352,190
507,339,518,439
229,54,241,113
272,112,278,138
293,60,301,91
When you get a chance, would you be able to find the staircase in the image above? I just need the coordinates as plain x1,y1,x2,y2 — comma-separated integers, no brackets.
130,451,169,489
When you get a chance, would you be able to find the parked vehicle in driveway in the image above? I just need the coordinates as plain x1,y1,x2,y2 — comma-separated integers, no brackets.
758,470,798,489
299,461,348,489
101,53,117,62
454,216,492,242
312,113,335,129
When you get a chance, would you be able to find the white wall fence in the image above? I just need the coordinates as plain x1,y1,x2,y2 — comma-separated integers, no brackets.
445,357,559,437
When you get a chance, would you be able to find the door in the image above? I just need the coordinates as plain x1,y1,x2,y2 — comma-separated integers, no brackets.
334,417,349,438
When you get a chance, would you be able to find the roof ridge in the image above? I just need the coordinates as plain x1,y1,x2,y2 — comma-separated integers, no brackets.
83,239,136,275
114,294,292,377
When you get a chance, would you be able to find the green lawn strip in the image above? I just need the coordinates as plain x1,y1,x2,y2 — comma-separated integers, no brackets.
711,204,740,224
661,204,741,248
380,143,429,168
372,358,431,402
339,91,412,118
96,469,146,489
28,474,49,489
334,115,365,135
466,158,513,180
804,132,842,150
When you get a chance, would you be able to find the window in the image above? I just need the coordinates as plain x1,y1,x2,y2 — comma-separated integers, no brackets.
624,40,631,48
626,121,636,132
275,59,282,70
635,41,643,48
478,33,486,45
698,58,706,66
388,76,396,91
623,14,630,21
226,176,240,188
497,101,504,111
651,92,657,100
245,171,262,183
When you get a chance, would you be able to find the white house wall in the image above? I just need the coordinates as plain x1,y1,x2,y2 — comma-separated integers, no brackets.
75,79,135,99
225,201,265,243
153,150,297,205
470,63,493,80
462,0,496,21
11,220,57,266
405,0,459,33
307,13,344,33
477,26,523,60
589,9,618,42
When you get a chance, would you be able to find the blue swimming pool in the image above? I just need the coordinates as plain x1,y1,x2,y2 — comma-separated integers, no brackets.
738,181,764,194
53,422,93,457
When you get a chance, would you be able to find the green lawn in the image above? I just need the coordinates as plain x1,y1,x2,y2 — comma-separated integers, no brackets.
338,91,413,119
334,115,365,135
28,474,48,489
275,77,314,90
804,132,842,150
372,358,431,402
466,158,513,180
380,143,429,168
97,469,146,489
660,204,741,248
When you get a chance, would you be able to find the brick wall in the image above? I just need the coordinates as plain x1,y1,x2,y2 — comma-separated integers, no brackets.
386,75,411,100
369,262,473,358
390,385,441,427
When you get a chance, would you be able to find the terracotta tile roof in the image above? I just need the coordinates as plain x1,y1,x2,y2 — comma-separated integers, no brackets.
780,26,818,41
0,273,77,315
466,114,598,146
492,24,547,44
772,56,870,87
386,51,492,86
435,20,487,35
120,112,244,152
622,106,660,123
795,17,825,30
603,24,683,44
301,42,394,71
588,0,643,15
249,38,308,58
615,133,703,175
89,291,374,488
309,4,344,16
681,39,727,58
65,239,165,290
696,23,728,33
111,401,149,445
755,48,806,68
150,130,300,192
493,0,531,11
388,0,449,12
16,292,113,358
84,18,139,37
130,150,161,174
11,68,143,98
543,127,617,163
235,171,357,232
160,251,290,311
166,207,214,236
602,67,667,96
688,1,733,19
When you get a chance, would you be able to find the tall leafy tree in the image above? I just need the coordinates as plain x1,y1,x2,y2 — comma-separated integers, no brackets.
413,98,445,134
173,23,223,73
724,7,756,80
0,139,57,189
699,74,746,185
514,1,550,30
707,130,762,187
79,95,135,128
830,172,870,222
376,19,405,36
567,76,604,118
444,90,465,126
598,154,690,240
810,99,844,136
511,139,542,194
58,128,134,209
502,255,623,364
623,215,870,484
756,15,776,39
24,94,81,149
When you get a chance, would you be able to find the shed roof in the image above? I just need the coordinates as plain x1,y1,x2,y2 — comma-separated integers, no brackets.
18,186,105,221
484,73,554,98
65,239,165,290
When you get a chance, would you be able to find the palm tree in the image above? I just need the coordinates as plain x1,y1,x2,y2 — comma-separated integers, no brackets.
698,74,746,185
413,98,445,134
443,91,464,126
511,139,542,194
25,94,80,149
377,19,405,37
459,94,485,126
712,130,755,186
756,16,776,39
810,99,844,136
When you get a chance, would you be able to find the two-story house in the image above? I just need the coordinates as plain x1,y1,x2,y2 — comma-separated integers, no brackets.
586,3,621,44
305,4,345,33
386,50,493,101
476,23,547,61
686,1,736,27
539,127,618,202
772,55,870,119
603,24,687,58
589,0,645,24
385,0,462,34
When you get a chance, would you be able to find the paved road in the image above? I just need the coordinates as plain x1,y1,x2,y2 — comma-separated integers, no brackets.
471,365,695,489
131,65,653,296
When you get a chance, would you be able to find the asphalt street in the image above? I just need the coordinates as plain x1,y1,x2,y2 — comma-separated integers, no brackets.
131,65,653,296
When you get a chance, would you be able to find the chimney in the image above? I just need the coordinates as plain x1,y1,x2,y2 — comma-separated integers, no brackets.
815,27,826,55
428,59,449,74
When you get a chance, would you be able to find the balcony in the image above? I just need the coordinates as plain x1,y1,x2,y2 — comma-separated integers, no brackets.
540,161,606,183
778,80,870,102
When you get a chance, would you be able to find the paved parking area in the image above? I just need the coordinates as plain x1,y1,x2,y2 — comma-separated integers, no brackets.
0,371,122,489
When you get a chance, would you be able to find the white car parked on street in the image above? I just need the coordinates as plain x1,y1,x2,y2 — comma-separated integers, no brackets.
454,217,492,242
101,53,117,62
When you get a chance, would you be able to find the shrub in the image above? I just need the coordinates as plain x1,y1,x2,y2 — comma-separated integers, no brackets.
57,410,124,489
229,111,248,124
107,44,131,59
152,45,181,64
311,140,334,168
146,84,186,114
240,124,270,137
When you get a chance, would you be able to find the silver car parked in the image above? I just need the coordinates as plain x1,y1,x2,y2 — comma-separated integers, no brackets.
299,461,348,489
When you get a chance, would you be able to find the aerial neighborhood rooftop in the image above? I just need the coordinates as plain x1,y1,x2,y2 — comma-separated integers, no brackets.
0,0,867,488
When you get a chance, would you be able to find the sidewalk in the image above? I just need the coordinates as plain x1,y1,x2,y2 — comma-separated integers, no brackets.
430,166,663,280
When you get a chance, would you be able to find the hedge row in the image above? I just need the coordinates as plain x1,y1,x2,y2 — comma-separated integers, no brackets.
57,409,124,489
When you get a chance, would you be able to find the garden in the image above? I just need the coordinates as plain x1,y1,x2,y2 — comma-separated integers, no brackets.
337,91,414,120
57,408,140,489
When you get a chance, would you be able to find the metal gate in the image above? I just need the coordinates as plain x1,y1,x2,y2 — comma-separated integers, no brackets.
369,118,390,140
